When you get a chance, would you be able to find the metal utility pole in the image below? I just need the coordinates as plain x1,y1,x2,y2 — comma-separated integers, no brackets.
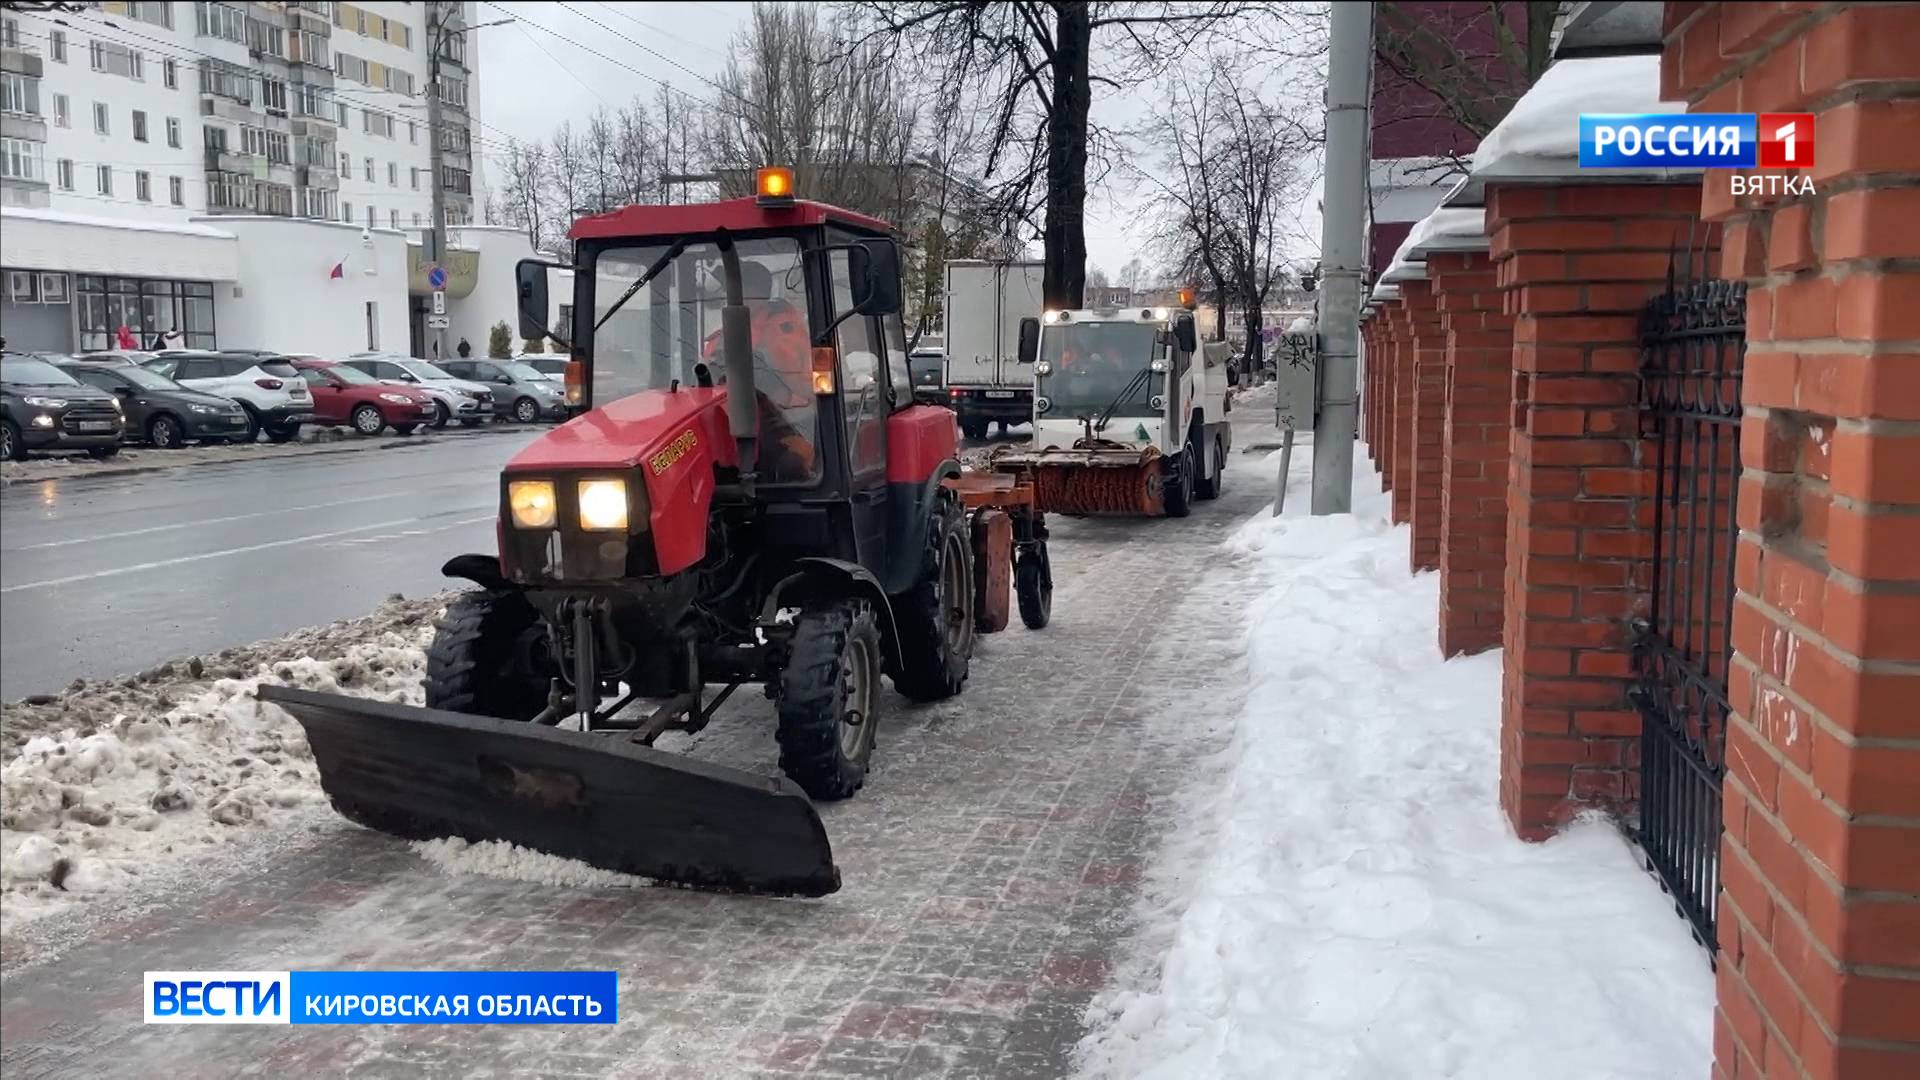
1310,0,1372,515
426,5,510,360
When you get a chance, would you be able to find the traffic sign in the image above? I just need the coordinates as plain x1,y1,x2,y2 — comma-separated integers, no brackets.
427,265,448,290
426,314,450,329
431,290,446,315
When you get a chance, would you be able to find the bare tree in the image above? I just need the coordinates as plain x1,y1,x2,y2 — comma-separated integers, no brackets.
494,138,551,250
1085,264,1110,290
841,1,1245,309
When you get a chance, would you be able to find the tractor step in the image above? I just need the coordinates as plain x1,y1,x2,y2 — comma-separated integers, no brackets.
258,685,839,897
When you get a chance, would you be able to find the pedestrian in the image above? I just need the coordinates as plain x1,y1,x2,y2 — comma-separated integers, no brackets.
116,324,138,350
456,337,472,359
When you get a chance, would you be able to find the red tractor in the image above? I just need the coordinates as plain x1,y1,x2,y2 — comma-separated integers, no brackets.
260,171,1052,897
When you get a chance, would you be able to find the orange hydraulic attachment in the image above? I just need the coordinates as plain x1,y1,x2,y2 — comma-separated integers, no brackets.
940,471,1043,634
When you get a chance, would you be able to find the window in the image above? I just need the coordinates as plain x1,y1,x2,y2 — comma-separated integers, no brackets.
93,101,109,134
0,73,33,116
299,135,333,167
163,58,177,88
409,166,419,190
339,151,350,174
389,209,399,229
133,110,149,142
398,24,412,50
363,110,393,139
50,29,66,63
128,1,174,28
89,41,143,79
0,17,14,50
291,30,328,68
365,204,374,228
437,76,467,108
136,171,151,202
363,156,373,181
56,157,73,190
254,181,293,216
248,19,286,59
0,137,44,183
440,166,470,194
387,161,397,186
240,125,266,156
831,244,887,475
408,121,416,144
166,117,181,148
266,130,290,164
384,70,414,96
96,164,112,195
300,186,337,220
332,51,369,84
196,2,246,44
412,211,421,226
341,200,352,223
443,33,466,65
438,126,471,154
206,171,249,209
336,101,348,126
200,60,252,103
169,175,184,205
294,83,326,118
260,77,287,115
205,125,228,153
883,300,912,412
52,93,68,127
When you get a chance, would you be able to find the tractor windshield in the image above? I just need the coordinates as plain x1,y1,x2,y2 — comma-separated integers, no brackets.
1037,321,1164,420
591,236,818,483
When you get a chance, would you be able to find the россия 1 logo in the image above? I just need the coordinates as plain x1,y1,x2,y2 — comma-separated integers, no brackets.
1580,113,1816,195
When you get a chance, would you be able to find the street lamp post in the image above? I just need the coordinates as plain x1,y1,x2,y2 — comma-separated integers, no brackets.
426,5,512,360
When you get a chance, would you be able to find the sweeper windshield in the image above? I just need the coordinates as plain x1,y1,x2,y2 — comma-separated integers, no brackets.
1037,321,1165,420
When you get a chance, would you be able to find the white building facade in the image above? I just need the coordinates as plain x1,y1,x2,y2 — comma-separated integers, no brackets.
0,1,502,358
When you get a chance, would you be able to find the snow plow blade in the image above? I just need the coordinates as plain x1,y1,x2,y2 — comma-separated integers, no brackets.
991,444,1165,516
257,686,840,897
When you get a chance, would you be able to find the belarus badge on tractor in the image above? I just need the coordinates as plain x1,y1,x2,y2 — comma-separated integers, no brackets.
259,168,1051,896
990,293,1233,517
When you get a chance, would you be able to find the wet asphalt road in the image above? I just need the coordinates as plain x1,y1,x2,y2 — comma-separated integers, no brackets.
0,424,1029,700
0,433,541,700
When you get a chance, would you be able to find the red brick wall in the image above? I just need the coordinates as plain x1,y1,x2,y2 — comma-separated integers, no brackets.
1389,301,1417,520
1485,181,1706,839
1665,4,1920,1079
1402,280,1447,572
1429,250,1514,656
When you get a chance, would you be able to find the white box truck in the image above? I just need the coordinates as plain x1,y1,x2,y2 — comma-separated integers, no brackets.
944,259,1046,439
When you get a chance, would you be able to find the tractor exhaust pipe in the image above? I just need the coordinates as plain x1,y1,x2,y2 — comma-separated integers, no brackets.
715,233,758,487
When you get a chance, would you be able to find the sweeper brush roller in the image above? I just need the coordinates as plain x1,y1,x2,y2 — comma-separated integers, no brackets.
993,445,1165,517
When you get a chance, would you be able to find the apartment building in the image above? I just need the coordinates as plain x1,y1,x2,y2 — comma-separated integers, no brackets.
0,1,509,357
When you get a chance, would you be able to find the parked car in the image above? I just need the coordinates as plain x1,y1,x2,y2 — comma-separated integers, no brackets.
142,351,313,442
74,350,157,367
340,353,495,428
287,359,438,436
909,346,946,406
59,360,252,447
437,358,568,423
1,351,126,460
520,356,570,379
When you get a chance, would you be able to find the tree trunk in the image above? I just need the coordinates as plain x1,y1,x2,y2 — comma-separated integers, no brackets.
1211,277,1228,341
1042,2,1091,309
1242,296,1264,371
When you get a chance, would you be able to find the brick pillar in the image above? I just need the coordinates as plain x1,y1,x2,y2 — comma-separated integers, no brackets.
1486,181,1705,840
1402,280,1446,572
1361,317,1377,459
1388,299,1416,522
1665,4,1920,1078
1428,250,1513,656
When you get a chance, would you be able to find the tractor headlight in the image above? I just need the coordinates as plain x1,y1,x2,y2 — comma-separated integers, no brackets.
508,479,557,529
577,478,628,531
1033,361,1051,376
1150,358,1168,373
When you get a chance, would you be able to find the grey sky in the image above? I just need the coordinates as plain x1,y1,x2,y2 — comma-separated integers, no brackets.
476,1,1319,279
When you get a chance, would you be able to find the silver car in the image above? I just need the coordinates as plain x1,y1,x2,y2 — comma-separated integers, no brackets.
343,353,496,428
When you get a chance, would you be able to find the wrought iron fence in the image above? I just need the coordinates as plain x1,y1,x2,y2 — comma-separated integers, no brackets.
1629,240,1745,954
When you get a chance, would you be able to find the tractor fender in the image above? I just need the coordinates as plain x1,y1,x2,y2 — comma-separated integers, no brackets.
762,557,903,667
881,458,963,595
442,553,512,591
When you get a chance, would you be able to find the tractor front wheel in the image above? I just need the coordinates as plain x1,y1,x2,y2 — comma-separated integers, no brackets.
887,498,974,701
425,590,552,720
775,601,883,800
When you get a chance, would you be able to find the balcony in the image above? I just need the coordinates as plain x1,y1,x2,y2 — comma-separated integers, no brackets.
289,116,336,139
1,109,47,144
1,42,44,80
296,164,339,191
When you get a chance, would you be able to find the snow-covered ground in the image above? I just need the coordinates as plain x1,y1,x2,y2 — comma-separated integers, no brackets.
0,596,444,933
1077,451,1715,1079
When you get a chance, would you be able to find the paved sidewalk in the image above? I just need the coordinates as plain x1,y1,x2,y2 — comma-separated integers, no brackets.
1,444,1271,1079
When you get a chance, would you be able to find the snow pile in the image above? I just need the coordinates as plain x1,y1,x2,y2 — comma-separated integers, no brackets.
1,625,433,931
413,838,650,889
1077,459,1714,1079
1472,54,1684,172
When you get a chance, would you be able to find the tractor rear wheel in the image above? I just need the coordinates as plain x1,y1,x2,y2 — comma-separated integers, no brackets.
425,591,552,720
887,498,974,701
775,600,882,800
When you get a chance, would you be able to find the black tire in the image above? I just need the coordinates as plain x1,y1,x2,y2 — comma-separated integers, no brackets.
1,420,22,461
431,401,451,428
425,591,551,720
887,497,974,701
775,601,883,800
960,417,988,441
513,397,539,424
1195,432,1223,500
264,424,299,444
350,404,385,436
87,445,119,459
148,414,186,449
393,423,418,436
1165,442,1196,518
236,403,261,442
1015,545,1053,630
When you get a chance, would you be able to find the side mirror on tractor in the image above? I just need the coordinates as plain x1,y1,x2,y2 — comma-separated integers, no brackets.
1017,316,1040,365
1174,312,1198,355
848,240,902,317
515,259,550,342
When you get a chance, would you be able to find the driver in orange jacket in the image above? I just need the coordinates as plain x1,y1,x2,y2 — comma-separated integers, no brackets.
700,261,818,482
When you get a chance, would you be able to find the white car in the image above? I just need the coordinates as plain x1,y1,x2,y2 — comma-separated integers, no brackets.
142,350,314,442
342,353,496,428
